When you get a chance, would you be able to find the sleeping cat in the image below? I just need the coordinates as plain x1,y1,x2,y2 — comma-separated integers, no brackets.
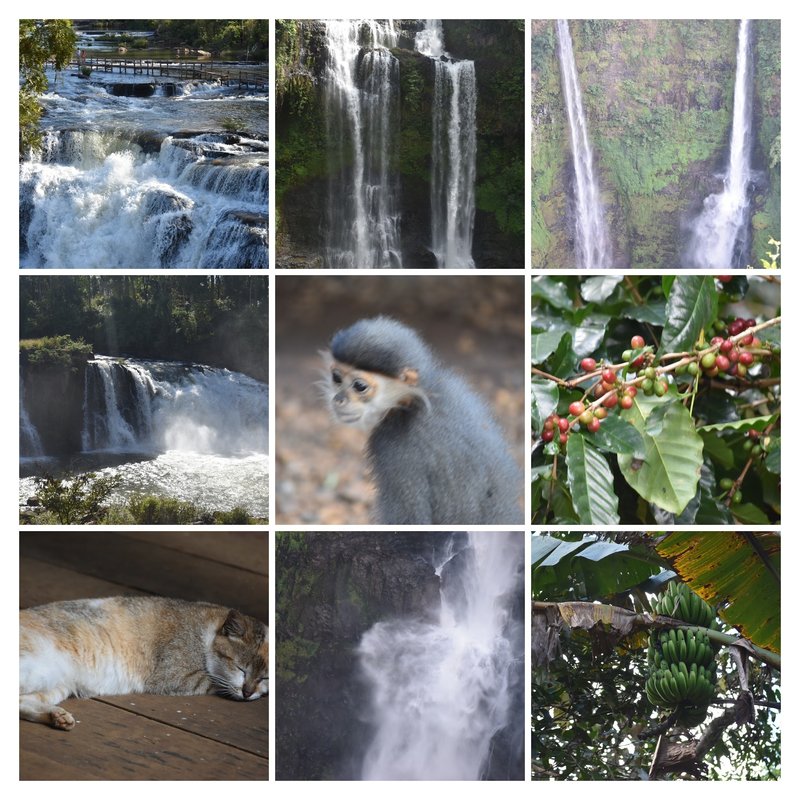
19,596,269,730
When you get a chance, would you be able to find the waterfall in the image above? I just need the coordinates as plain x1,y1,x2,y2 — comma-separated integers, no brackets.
20,130,268,269
323,20,402,268
19,378,44,458
556,19,611,268
357,532,523,780
81,356,268,455
686,20,753,267
416,20,477,269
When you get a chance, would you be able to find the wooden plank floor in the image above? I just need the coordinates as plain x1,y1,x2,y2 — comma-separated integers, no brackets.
19,531,269,781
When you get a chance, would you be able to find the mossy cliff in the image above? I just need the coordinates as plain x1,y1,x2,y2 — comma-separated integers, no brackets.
275,19,525,267
532,19,781,267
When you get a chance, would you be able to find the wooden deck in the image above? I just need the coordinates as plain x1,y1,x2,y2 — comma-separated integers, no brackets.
19,531,269,781
65,57,268,88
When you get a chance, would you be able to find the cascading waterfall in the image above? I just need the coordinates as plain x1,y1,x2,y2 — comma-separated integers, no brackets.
19,68,268,269
416,20,477,268
324,20,402,268
81,356,268,455
357,531,523,780
686,20,754,268
556,19,611,268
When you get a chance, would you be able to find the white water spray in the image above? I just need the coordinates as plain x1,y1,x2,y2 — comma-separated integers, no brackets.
324,20,402,268
687,20,754,268
556,19,611,268
416,20,477,268
81,356,268,455
357,532,522,780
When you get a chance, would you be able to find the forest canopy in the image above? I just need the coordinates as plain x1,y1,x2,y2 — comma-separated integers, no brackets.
20,276,268,381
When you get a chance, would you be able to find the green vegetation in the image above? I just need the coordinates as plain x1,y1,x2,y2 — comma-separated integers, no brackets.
532,531,780,780
19,19,76,154
20,335,92,367
30,472,120,524
20,276,268,382
531,275,780,525
86,20,268,60
531,19,781,267
22,477,264,525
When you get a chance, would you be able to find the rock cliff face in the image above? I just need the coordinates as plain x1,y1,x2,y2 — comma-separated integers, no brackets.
275,19,525,268
532,19,781,267
275,532,442,779
20,360,87,456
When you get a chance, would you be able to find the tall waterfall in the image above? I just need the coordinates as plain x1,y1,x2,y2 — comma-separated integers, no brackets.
357,532,523,780
416,20,477,268
556,19,611,268
81,356,268,455
686,20,754,268
324,20,402,268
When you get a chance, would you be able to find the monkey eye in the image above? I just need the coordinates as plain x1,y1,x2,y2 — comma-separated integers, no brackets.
352,379,369,394
331,369,343,385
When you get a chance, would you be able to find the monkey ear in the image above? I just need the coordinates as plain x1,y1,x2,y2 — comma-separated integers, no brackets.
399,368,419,386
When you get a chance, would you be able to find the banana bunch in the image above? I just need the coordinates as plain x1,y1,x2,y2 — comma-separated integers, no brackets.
653,580,717,629
645,581,719,728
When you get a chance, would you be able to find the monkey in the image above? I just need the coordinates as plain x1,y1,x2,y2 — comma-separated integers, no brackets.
322,316,523,525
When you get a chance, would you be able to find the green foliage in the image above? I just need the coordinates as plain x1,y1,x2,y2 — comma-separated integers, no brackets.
532,19,781,268
126,494,206,525
531,276,780,525
33,472,120,524
20,335,92,367
532,532,781,780
19,276,268,381
19,19,76,154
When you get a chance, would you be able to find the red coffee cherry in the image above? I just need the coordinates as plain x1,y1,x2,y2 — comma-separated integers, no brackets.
569,401,586,417
620,395,634,410
602,368,616,384
631,335,645,349
587,418,601,433
716,355,730,371
558,417,570,433
542,429,554,443
580,357,597,372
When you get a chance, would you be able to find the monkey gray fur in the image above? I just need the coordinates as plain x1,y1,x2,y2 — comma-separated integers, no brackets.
326,316,523,525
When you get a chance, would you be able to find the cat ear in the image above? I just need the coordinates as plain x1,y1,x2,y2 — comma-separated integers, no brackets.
221,610,246,639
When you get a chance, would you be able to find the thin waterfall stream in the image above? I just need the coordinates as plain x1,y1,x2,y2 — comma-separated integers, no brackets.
686,19,754,268
415,20,477,268
556,19,611,268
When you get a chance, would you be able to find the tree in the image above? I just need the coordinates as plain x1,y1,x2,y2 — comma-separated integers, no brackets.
531,275,781,525
19,19,76,154
532,531,781,780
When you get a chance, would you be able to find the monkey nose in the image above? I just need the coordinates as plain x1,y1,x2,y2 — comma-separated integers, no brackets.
334,391,347,406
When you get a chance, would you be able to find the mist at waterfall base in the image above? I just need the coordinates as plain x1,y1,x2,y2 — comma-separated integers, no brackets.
20,357,268,517
20,66,268,268
322,19,476,269
357,532,524,780
686,20,754,268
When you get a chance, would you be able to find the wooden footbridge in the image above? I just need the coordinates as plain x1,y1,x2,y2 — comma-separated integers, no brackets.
64,57,267,89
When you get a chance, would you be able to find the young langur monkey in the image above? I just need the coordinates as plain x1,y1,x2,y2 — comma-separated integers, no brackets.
323,316,523,524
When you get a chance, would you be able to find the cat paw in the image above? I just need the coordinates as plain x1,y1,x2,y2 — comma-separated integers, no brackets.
51,707,75,731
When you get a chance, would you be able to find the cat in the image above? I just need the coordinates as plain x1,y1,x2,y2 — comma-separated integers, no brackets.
19,596,268,730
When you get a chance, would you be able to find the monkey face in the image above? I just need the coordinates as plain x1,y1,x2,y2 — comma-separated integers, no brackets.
324,357,425,432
